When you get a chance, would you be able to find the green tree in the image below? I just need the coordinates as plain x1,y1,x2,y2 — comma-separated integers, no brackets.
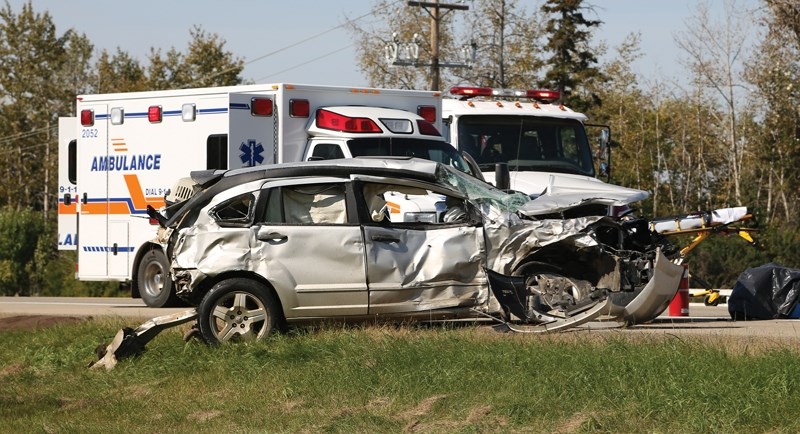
540,0,605,112
349,0,543,91
94,48,148,93
349,0,456,90
92,25,245,94
146,26,244,90
453,0,544,89
744,1,800,225
0,1,93,212
674,0,754,207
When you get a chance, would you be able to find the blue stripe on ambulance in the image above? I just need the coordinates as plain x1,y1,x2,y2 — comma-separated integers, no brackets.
82,246,135,252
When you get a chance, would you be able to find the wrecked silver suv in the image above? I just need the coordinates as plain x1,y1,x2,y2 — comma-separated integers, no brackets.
151,157,682,343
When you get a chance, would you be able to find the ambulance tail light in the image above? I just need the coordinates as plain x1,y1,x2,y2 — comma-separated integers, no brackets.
290,99,310,117
449,86,493,99
417,105,437,123
316,109,382,133
526,90,560,103
416,120,441,136
80,109,94,127
149,217,159,225
148,106,162,123
251,97,273,116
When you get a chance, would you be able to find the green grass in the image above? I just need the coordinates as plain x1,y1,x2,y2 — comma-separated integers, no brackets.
1,318,800,433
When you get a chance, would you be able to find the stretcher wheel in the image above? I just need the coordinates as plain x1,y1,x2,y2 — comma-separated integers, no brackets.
704,294,720,307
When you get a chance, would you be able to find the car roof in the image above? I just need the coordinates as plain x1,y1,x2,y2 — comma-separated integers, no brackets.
190,157,442,188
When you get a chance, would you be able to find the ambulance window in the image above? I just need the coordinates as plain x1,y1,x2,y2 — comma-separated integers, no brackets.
68,139,77,184
207,134,227,170
310,143,345,160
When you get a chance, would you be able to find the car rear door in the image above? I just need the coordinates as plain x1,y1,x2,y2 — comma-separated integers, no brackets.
250,180,368,318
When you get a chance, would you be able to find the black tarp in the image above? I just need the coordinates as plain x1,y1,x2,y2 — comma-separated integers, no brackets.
728,263,800,320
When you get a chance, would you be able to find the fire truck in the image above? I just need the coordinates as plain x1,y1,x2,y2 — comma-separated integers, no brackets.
440,86,648,215
58,83,458,307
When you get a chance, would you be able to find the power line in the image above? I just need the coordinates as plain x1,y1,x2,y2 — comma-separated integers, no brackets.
255,44,355,82
189,7,383,87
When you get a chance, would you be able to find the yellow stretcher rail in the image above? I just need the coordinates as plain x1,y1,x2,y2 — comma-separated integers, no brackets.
649,209,758,306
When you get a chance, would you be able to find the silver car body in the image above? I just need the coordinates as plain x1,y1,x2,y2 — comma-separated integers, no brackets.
161,158,681,327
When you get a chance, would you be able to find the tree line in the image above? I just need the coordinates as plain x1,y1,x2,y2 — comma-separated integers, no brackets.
0,0,798,296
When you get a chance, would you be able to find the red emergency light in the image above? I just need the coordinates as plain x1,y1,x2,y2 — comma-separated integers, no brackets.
251,97,273,116
416,120,441,136
80,109,94,127
290,99,310,118
526,89,560,103
417,105,437,123
148,105,162,123
449,86,493,98
316,109,382,133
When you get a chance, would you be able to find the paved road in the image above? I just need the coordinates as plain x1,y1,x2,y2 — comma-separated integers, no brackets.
0,296,187,319
2,296,800,340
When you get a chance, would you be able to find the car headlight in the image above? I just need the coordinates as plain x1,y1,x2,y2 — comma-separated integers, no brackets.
404,212,437,223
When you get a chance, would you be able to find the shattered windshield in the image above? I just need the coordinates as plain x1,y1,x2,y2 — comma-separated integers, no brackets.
456,115,595,177
436,164,530,214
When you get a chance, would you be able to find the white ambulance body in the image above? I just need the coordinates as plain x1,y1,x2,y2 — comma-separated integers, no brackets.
58,83,447,306
441,86,648,214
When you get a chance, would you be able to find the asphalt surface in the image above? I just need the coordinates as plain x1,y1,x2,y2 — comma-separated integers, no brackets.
2,296,800,339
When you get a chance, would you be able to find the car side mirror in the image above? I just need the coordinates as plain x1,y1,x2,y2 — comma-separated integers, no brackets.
494,163,510,191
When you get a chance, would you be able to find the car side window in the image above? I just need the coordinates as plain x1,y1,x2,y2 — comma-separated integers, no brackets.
360,182,471,226
260,183,348,224
211,192,256,227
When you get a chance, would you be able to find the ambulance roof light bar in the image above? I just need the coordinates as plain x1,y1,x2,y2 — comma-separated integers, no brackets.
448,86,560,104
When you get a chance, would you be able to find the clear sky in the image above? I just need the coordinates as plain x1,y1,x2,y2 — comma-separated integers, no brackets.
17,0,759,88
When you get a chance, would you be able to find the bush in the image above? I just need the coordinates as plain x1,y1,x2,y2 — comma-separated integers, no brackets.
0,206,45,295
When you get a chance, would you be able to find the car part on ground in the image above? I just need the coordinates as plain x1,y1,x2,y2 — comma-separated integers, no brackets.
89,309,198,370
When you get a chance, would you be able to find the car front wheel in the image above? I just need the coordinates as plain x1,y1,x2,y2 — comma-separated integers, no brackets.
198,278,279,344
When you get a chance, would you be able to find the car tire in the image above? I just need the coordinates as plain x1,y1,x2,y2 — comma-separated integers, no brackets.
137,248,179,308
513,261,589,308
198,278,279,344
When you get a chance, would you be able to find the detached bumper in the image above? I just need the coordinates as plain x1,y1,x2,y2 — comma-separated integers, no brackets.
604,248,683,324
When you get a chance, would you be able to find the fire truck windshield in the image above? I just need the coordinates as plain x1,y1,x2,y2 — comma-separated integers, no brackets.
456,115,595,177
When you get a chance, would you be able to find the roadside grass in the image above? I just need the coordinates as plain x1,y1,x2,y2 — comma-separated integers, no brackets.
2,318,800,433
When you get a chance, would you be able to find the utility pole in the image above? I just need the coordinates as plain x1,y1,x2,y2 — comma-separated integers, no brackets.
44,121,50,221
386,1,472,91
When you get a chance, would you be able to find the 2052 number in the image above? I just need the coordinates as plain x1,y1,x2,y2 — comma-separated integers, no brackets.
81,128,98,138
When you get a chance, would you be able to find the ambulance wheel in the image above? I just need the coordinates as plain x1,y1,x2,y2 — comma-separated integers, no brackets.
198,278,279,344
137,248,178,308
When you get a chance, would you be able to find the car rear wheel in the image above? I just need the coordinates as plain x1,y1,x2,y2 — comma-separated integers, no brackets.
137,248,179,308
198,278,279,344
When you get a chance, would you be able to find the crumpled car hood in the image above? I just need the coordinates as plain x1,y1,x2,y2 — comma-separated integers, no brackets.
515,173,649,216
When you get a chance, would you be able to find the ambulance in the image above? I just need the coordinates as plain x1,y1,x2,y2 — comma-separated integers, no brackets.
58,83,457,307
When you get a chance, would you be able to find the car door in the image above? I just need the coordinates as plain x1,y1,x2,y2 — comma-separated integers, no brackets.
358,181,489,315
249,179,368,319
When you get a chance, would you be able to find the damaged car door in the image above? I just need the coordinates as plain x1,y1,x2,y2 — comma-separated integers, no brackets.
357,180,489,315
251,180,368,318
